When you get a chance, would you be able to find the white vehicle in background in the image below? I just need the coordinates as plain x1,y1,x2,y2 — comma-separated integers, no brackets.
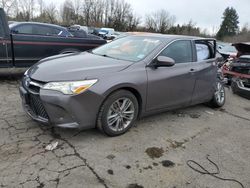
70,25,88,33
98,28,115,40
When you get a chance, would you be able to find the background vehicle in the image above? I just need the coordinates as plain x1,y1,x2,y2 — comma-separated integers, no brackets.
20,34,225,136
221,43,250,99
217,41,237,60
69,25,88,33
98,28,115,39
68,25,101,39
9,22,74,37
0,8,106,68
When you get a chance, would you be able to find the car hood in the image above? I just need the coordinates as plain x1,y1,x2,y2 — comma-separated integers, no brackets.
28,52,132,82
233,43,250,55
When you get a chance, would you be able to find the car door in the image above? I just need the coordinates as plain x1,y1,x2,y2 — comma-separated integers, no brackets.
191,40,217,104
146,40,196,111
12,24,57,67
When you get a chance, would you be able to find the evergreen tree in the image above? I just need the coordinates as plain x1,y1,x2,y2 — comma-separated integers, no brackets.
216,7,239,40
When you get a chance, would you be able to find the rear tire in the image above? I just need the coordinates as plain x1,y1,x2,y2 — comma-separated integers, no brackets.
97,90,139,136
209,81,225,108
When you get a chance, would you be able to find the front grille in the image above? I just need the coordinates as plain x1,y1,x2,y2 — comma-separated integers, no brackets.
22,76,49,120
242,79,250,88
28,93,49,120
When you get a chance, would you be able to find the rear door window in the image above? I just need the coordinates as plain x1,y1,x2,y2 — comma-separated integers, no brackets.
33,25,61,36
15,25,33,34
160,40,193,63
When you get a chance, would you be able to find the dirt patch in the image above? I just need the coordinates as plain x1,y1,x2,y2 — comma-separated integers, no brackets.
125,165,131,169
189,113,201,119
143,165,152,170
168,140,186,149
172,111,185,117
127,184,144,188
244,107,250,112
152,162,159,166
161,160,175,168
145,147,164,159
106,154,115,160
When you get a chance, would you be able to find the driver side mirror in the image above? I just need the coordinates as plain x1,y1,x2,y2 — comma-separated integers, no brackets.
150,56,175,68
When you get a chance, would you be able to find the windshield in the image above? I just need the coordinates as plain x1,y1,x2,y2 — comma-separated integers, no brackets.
92,36,162,62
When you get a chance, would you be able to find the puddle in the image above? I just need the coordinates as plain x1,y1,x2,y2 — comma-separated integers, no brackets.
145,147,164,159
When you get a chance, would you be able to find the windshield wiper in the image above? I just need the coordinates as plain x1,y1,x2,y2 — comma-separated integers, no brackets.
97,53,122,60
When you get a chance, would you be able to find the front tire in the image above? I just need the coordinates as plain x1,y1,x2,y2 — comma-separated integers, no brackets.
209,81,225,108
97,90,139,136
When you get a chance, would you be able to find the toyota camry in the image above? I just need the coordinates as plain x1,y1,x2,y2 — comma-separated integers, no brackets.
19,34,225,136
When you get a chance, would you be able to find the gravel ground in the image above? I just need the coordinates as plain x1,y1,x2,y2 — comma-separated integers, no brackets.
0,75,250,188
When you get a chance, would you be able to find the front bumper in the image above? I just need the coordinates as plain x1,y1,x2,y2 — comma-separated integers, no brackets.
19,80,104,129
231,78,250,99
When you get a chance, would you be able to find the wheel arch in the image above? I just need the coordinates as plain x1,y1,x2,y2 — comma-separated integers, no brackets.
59,48,80,54
102,84,143,117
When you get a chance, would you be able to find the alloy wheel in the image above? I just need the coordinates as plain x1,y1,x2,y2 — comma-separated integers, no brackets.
107,97,135,132
215,82,225,104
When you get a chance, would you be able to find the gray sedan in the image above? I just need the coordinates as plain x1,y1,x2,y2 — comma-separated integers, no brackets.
19,34,225,136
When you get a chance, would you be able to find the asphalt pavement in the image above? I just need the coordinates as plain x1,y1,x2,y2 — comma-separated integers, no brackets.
0,76,250,188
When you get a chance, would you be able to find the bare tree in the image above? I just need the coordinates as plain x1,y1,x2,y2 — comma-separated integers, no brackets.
61,0,75,25
125,11,140,31
17,0,36,21
45,3,58,24
82,0,94,26
37,0,44,15
0,0,17,16
145,9,176,33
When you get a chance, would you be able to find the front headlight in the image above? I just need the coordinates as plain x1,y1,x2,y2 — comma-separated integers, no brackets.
43,79,98,95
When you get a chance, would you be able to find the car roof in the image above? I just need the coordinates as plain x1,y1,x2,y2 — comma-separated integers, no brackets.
9,22,67,30
125,32,211,41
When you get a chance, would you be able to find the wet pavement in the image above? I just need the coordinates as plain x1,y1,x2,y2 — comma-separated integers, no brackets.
0,76,250,188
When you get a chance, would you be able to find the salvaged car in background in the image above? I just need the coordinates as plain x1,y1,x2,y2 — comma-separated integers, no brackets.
98,28,115,40
221,43,250,99
67,25,101,39
217,41,237,60
20,34,225,136
0,8,106,68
